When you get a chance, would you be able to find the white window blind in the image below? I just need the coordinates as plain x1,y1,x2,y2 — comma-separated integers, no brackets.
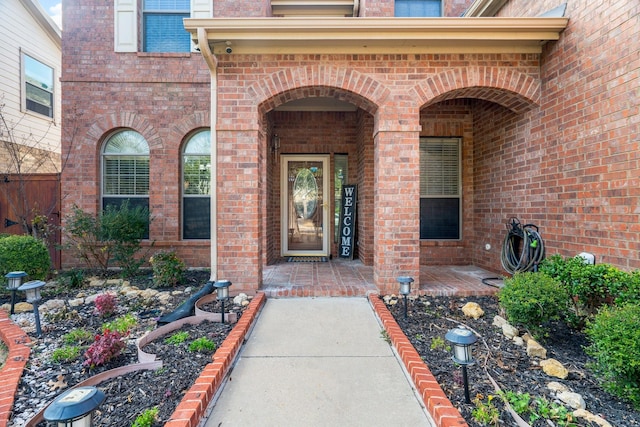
420,138,460,197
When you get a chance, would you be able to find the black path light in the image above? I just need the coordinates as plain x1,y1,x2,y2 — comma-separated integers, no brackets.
44,386,106,426
445,327,478,403
214,280,232,323
397,276,414,320
5,271,27,315
18,280,46,336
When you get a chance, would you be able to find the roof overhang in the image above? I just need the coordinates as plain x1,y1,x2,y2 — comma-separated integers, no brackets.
184,17,568,56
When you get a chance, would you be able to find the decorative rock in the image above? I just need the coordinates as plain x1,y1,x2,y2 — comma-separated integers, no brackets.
540,358,568,379
0,303,10,312
140,288,159,299
526,338,547,358
68,298,85,307
462,302,484,319
241,299,250,307
233,293,248,305
502,323,519,339
547,381,569,393
156,292,172,304
573,409,612,427
492,315,508,328
558,391,585,410
42,299,65,311
522,333,534,343
171,290,184,296
512,336,525,347
13,302,34,313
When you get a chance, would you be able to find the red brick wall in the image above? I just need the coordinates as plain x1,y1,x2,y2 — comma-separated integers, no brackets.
469,0,640,271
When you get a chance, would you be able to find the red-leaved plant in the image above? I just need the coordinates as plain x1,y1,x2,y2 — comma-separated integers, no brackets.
83,329,127,368
94,293,118,317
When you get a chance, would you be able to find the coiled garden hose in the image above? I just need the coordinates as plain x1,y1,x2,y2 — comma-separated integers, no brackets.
500,217,545,274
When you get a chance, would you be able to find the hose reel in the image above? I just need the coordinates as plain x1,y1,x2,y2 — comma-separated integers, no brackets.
500,217,545,275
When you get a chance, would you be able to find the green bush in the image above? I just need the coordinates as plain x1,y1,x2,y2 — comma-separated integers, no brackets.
498,272,568,338
132,407,158,427
585,304,640,409
0,234,51,280
150,250,185,288
51,346,82,363
615,270,640,306
62,202,152,276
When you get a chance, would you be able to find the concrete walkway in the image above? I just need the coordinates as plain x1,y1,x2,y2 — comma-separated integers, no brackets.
204,298,435,427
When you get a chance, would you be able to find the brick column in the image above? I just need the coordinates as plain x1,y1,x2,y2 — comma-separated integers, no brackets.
373,106,421,295
215,129,263,295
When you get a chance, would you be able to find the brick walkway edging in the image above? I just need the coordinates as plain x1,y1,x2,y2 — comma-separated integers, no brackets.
0,309,31,427
165,292,266,427
368,295,469,427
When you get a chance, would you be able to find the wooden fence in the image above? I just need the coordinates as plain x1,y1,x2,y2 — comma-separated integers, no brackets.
0,173,61,270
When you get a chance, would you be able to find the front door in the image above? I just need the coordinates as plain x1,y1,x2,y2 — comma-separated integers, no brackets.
281,155,330,257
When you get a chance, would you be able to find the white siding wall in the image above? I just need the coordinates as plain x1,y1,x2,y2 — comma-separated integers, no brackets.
0,0,61,170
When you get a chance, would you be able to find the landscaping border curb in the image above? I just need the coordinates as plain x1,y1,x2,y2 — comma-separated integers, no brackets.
368,294,469,427
0,309,31,427
165,292,266,427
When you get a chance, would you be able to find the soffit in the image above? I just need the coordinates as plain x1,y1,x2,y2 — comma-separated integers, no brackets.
184,17,568,55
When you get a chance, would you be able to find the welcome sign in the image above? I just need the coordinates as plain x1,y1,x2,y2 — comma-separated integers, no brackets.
338,185,357,259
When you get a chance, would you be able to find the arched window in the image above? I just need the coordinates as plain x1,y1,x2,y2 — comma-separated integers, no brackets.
102,130,150,233
182,130,211,239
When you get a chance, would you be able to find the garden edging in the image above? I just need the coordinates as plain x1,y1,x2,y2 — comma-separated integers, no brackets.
0,309,31,427
368,294,469,427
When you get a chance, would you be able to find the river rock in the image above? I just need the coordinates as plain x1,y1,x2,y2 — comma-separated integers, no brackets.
140,288,159,299
540,358,568,379
526,338,547,358
512,336,524,346
462,302,484,319
502,323,519,339
68,298,85,307
492,315,508,328
41,299,65,311
13,302,33,313
547,381,569,393
573,409,612,427
558,391,585,409
233,293,248,305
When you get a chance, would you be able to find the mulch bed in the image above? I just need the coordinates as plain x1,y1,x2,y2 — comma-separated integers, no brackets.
386,294,640,426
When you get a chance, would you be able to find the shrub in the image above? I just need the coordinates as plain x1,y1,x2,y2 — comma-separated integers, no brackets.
62,328,94,345
51,346,82,363
188,337,216,353
132,407,159,427
164,331,189,345
83,329,127,368
498,272,568,338
150,250,185,288
94,293,118,317
585,304,640,409
0,234,51,280
102,313,137,335
62,202,152,275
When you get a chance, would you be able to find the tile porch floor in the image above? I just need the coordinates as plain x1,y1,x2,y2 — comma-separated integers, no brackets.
261,258,504,297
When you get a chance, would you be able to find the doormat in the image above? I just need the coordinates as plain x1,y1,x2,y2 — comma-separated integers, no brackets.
287,256,328,263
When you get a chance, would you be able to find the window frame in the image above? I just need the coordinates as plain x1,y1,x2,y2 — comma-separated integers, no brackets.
395,0,443,17
142,0,191,53
182,129,211,240
419,137,461,240
101,130,150,226
21,51,55,119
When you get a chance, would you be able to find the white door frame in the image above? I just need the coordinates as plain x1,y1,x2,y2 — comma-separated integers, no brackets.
281,154,330,257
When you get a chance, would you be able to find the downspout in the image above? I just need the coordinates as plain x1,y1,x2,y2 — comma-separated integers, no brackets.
197,27,218,282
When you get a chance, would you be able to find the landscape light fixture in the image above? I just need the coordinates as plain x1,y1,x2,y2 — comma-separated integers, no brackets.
44,386,106,426
214,280,232,323
18,280,46,336
445,327,478,403
5,271,27,315
397,276,414,320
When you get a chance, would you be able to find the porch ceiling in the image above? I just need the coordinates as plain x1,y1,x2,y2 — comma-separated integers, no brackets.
184,17,568,55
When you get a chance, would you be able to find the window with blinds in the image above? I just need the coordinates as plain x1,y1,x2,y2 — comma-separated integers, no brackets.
23,53,54,118
419,138,461,239
143,0,191,52
395,0,442,17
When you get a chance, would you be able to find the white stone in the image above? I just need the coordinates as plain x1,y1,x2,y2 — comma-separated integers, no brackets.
233,293,248,305
547,381,569,393
492,315,508,328
462,302,484,319
241,300,250,307
512,336,525,346
171,290,184,296
42,299,65,311
502,323,519,339
68,298,85,307
526,338,547,358
558,391,585,410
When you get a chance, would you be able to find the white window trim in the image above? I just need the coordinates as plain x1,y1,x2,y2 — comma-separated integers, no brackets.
20,49,56,120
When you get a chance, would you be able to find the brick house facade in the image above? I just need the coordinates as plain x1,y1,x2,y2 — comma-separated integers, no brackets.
61,0,639,295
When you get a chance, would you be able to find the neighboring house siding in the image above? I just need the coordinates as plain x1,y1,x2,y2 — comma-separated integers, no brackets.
0,0,61,173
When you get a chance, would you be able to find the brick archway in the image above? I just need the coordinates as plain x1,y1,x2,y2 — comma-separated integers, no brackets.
413,67,540,113
250,65,389,114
